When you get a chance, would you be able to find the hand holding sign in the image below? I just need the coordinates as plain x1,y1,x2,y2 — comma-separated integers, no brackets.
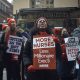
27,65,35,72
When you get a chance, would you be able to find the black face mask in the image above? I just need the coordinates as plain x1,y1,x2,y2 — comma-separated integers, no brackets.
62,33,69,38
10,26,15,32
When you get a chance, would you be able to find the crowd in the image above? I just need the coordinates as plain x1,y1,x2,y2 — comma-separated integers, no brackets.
0,17,80,80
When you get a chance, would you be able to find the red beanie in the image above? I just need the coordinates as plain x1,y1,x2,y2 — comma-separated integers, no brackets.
53,27,62,35
2,24,8,30
7,18,16,26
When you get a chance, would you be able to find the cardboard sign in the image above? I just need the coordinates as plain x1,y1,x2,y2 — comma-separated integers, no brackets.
33,35,56,70
64,37,79,61
7,35,23,55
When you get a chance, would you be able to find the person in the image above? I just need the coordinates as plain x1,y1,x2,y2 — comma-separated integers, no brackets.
61,28,75,80
23,17,62,80
0,24,5,80
1,18,24,80
71,26,80,80
17,26,31,80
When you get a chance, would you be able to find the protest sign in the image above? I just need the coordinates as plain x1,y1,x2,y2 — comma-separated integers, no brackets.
33,35,56,70
64,37,79,61
7,35,23,55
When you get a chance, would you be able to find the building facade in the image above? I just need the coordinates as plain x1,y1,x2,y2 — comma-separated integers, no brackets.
54,0,78,8
13,0,32,14
32,0,54,8
0,0,13,23
18,8,78,33
13,0,79,14
13,0,80,33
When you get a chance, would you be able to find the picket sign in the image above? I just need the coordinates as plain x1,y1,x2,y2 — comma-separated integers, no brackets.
7,35,23,55
64,37,79,61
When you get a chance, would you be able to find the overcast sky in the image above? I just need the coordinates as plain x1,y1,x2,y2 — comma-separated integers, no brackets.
7,0,13,3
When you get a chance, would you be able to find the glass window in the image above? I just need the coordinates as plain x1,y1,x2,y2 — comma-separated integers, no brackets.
50,0,54,4
1,3,2,10
46,0,49,4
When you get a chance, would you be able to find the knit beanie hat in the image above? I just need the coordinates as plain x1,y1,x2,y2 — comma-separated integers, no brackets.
2,24,8,30
7,18,16,26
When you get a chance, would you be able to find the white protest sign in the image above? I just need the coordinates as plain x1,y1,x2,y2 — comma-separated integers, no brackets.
7,35,23,55
33,36,55,49
64,37,79,61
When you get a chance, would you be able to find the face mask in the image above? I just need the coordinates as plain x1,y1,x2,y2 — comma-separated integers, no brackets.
62,33,68,38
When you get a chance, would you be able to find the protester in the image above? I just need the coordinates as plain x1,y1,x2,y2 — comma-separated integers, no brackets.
23,17,62,80
0,24,5,80
1,18,23,80
17,26,31,80
61,28,75,80
71,26,80,80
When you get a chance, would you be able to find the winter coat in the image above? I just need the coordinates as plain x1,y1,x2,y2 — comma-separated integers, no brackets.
23,27,62,76
1,31,24,64
0,31,4,62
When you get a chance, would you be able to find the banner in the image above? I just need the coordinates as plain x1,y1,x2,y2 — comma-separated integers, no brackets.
33,35,56,70
64,37,79,61
7,35,23,55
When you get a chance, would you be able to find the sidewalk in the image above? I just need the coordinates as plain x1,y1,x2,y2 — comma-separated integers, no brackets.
3,68,7,80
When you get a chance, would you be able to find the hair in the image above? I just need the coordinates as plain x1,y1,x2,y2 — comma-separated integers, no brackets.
61,28,68,35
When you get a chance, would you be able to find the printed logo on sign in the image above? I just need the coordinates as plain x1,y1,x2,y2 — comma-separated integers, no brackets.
68,38,75,43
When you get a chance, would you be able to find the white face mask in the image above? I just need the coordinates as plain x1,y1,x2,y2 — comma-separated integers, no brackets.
37,18,47,29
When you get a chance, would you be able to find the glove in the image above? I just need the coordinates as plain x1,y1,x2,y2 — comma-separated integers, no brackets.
27,65,35,72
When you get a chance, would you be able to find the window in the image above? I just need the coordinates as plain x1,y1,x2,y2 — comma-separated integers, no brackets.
50,0,54,4
1,2,2,10
46,0,49,4
46,0,54,4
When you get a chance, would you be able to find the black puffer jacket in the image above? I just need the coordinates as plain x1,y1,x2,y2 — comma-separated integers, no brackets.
23,27,62,71
1,31,24,64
